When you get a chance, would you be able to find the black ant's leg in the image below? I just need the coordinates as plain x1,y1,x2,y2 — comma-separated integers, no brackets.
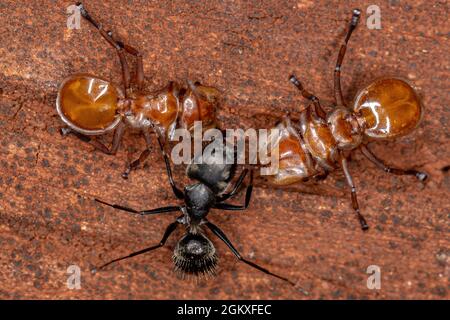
95,198,182,215
216,169,248,202
122,130,153,179
340,153,369,230
156,136,185,200
334,9,361,107
360,145,428,181
289,75,326,118
205,221,295,285
94,221,179,271
76,3,144,93
214,170,253,210
60,121,125,155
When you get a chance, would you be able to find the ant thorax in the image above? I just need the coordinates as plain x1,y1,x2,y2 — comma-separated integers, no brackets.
118,88,179,135
184,183,216,221
327,107,363,150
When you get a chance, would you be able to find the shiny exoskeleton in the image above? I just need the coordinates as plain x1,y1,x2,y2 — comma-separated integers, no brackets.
266,9,427,230
94,144,294,285
56,3,219,178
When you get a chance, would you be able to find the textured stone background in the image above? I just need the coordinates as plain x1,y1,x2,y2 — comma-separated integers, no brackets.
0,0,448,299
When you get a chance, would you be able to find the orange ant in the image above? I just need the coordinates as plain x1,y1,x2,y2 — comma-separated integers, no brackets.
56,3,219,179
264,9,427,230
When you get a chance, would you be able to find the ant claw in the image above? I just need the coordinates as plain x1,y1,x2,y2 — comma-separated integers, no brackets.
91,267,97,275
297,287,310,296
289,75,299,85
416,172,428,182
359,215,369,231
60,127,71,136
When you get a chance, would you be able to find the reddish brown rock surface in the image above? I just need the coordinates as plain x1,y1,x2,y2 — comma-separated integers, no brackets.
0,0,448,299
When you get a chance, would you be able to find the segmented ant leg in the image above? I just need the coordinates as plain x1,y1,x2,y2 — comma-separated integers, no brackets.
76,3,137,94
156,136,185,199
122,130,153,179
334,9,361,107
214,170,253,210
289,75,326,118
360,145,428,181
116,41,144,91
314,170,329,181
205,221,296,286
341,155,369,230
60,121,125,155
93,221,179,272
216,169,248,202
95,198,182,215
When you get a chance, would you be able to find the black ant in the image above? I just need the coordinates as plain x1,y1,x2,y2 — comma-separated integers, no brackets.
93,142,294,285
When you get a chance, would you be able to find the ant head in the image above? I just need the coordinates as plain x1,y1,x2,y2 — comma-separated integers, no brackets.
327,107,363,150
184,183,216,219
56,74,123,135
353,78,422,140
173,232,218,277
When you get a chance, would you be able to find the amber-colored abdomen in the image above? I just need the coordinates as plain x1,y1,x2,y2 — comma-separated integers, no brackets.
57,75,119,131
354,78,422,139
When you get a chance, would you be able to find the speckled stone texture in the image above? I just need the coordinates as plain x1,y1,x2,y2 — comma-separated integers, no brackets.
0,0,448,299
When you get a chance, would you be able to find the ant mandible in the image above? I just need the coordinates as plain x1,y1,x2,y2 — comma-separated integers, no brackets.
265,9,427,230
56,3,219,179
94,143,294,285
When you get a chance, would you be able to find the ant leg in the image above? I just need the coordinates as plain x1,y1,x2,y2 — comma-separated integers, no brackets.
289,75,326,118
77,3,143,93
122,130,153,179
214,170,253,210
334,9,361,107
94,221,179,271
156,136,185,199
216,169,248,202
95,198,182,216
60,121,125,155
205,221,295,285
118,41,144,91
340,154,369,230
361,145,428,181
314,170,329,181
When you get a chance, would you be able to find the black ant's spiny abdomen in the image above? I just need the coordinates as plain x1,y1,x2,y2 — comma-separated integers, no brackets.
173,233,218,277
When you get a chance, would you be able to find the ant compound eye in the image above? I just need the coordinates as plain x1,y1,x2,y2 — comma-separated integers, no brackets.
56,74,122,135
173,233,218,277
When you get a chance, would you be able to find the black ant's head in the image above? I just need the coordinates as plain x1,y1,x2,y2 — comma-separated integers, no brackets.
173,233,218,277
